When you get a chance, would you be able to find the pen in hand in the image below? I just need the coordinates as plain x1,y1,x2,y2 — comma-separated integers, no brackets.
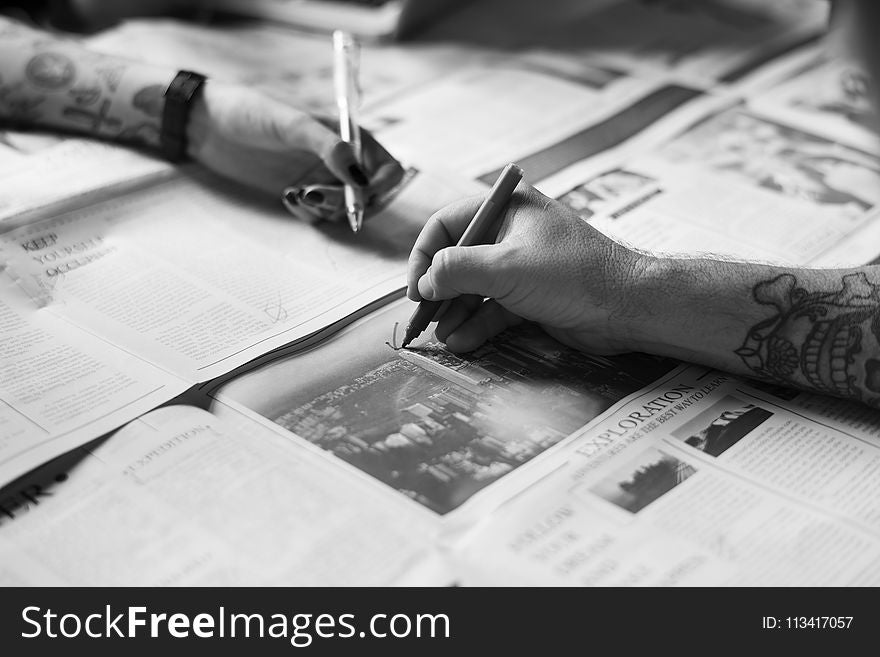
333,30,365,234
401,163,525,348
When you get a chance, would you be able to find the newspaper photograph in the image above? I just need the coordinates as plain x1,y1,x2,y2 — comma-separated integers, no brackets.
215,297,680,515
551,104,880,267
453,367,880,586
746,53,880,153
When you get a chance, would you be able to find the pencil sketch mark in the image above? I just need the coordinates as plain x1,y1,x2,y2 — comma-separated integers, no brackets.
385,322,401,350
263,292,289,324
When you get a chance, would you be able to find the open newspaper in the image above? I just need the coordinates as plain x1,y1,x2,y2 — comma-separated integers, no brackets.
0,160,485,488
2,0,875,585
3,294,880,586
0,0,828,490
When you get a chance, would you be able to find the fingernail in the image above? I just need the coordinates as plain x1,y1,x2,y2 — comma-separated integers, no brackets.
418,272,435,300
349,165,369,187
303,190,325,205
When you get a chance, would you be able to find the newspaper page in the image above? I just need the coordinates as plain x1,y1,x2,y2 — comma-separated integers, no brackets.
0,168,482,488
538,95,880,268
0,131,171,225
451,366,880,586
746,51,880,155
0,168,482,381
363,62,701,185
0,403,441,585
0,273,189,488
502,0,829,86
213,297,684,532
84,16,501,116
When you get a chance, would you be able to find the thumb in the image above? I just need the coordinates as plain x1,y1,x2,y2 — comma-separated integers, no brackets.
418,244,511,301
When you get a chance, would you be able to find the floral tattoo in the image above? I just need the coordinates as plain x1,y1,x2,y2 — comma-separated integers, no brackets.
736,272,880,402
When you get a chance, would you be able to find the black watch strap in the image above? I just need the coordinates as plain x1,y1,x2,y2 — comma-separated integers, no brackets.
160,70,207,163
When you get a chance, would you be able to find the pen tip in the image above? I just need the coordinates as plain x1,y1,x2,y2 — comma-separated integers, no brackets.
349,207,364,233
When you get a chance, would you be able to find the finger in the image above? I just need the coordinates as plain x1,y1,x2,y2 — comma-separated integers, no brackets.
362,162,406,217
323,206,348,224
406,195,487,300
445,300,523,353
434,295,484,342
366,159,406,199
361,129,405,179
417,243,512,302
270,109,370,189
281,190,322,224
322,139,372,189
295,184,345,213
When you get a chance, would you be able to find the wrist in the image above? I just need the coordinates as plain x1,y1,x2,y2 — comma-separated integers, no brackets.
185,80,210,160
160,70,207,162
603,250,671,353
621,255,762,368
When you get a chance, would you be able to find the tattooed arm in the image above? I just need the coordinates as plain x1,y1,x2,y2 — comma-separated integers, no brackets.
0,15,404,221
405,185,880,407
0,16,166,147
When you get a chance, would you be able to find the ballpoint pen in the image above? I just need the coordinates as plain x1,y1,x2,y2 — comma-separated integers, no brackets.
400,163,524,348
333,30,365,234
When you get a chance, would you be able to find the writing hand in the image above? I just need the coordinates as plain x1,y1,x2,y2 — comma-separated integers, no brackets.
187,80,404,222
406,184,647,354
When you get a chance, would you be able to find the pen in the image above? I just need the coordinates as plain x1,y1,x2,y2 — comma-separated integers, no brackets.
333,30,365,234
401,162,524,348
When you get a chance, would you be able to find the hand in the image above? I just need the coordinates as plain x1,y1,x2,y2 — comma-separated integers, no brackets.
406,185,650,353
186,80,405,222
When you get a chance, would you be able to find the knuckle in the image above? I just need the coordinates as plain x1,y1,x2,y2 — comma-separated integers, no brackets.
432,248,456,278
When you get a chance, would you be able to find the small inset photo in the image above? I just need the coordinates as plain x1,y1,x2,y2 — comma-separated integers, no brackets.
589,447,697,514
672,395,773,457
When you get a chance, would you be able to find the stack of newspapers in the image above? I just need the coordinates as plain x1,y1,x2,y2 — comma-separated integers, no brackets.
3,0,880,586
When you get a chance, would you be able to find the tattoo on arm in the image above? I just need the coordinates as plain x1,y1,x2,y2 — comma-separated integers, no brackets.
25,52,76,90
1,26,165,149
69,86,102,106
0,74,45,121
132,85,164,117
736,272,880,404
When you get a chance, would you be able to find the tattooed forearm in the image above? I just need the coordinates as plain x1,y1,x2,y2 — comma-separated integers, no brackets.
25,52,76,90
736,272,880,405
0,16,169,150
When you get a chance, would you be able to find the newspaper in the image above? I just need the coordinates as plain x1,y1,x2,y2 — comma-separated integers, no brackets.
363,62,702,184
502,0,829,86
1,0,878,586
537,48,880,268
452,365,880,586
5,299,880,585
0,168,484,488
0,402,441,585
0,134,172,226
